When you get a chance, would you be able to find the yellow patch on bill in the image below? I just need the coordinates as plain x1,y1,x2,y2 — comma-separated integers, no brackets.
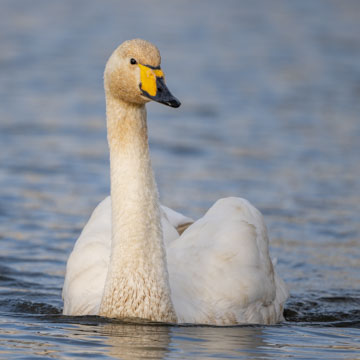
138,64,164,97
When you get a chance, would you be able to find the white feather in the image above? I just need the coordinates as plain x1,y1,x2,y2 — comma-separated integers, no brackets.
63,196,288,324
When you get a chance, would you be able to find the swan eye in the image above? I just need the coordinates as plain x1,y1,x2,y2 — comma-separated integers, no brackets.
130,58,137,65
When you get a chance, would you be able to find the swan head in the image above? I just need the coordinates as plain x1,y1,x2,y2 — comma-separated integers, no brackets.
104,39,181,108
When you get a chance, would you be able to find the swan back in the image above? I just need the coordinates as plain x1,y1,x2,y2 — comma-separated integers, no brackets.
168,197,288,324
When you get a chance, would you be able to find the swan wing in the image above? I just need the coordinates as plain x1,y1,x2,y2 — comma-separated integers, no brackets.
160,205,194,244
161,205,193,229
167,197,289,325
62,197,111,315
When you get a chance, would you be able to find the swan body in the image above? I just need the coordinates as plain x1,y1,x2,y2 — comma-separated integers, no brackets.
62,39,288,324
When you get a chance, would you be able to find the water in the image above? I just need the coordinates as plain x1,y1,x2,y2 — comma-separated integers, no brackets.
1,0,360,358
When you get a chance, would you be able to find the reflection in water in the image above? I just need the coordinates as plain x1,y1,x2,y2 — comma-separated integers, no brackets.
2,316,359,359
99,323,171,360
169,326,270,359
65,321,274,360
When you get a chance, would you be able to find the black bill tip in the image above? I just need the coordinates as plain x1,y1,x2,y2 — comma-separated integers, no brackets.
164,97,181,108
141,77,181,108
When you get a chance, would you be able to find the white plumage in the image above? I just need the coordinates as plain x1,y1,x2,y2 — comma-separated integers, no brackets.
62,39,288,324
63,197,288,324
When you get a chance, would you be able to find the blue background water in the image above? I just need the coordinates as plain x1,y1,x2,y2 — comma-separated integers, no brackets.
1,0,360,358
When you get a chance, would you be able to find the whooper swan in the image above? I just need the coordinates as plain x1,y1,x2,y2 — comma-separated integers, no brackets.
62,39,288,325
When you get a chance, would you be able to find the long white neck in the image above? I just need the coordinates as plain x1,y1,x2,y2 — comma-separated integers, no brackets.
99,95,176,322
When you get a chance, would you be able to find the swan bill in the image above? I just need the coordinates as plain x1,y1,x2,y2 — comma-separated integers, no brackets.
139,64,181,108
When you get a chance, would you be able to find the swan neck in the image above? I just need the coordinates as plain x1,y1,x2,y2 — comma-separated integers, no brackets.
106,96,148,152
100,95,176,322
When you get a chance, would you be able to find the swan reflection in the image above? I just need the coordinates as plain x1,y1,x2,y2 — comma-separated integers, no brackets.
100,322,172,360
92,322,270,359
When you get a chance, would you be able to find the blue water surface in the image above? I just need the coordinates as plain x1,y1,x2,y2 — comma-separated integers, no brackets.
1,0,360,358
